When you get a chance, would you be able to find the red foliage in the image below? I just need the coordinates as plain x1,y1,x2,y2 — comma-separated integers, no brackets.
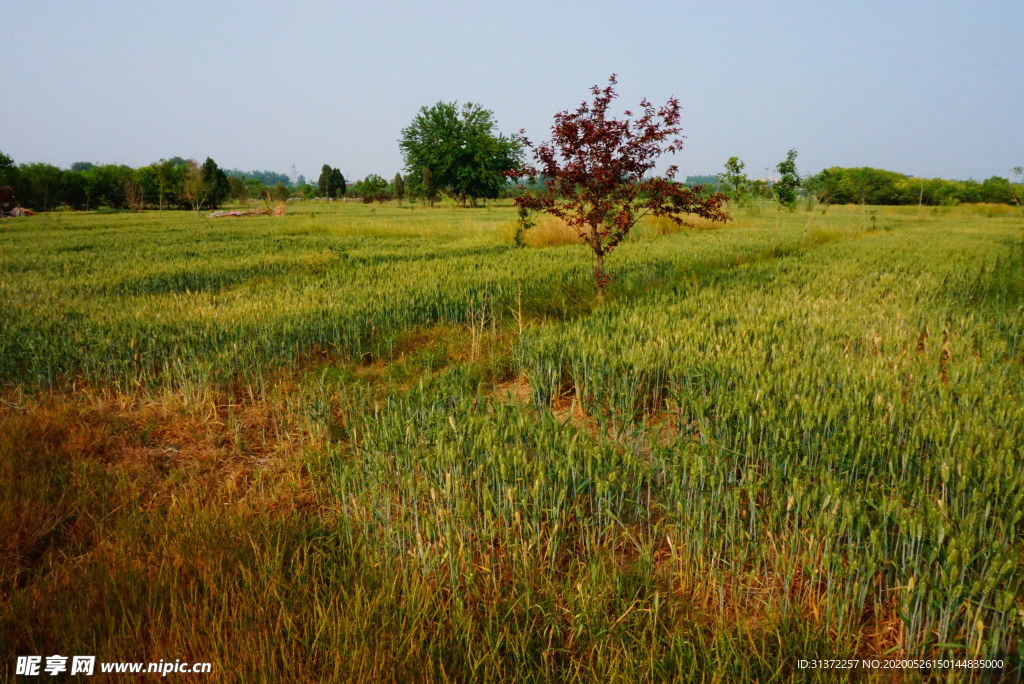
514,75,729,289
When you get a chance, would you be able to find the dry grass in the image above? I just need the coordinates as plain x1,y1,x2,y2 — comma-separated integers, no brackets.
499,214,585,248
498,212,726,249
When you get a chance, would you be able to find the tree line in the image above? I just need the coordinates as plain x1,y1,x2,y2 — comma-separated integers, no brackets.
0,151,519,214
706,160,1024,208
0,153,293,213
803,166,1023,206
4,113,1021,214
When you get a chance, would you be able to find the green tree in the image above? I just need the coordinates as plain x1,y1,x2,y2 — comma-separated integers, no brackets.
719,156,750,206
773,149,801,210
392,172,405,203
200,157,229,209
59,170,89,210
331,168,346,197
18,163,63,211
149,158,189,211
0,151,16,187
318,165,346,199
86,164,135,208
123,171,145,211
318,164,333,199
243,177,265,200
804,167,904,205
421,167,437,207
0,152,19,214
228,176,249,205
400,101,522,207
355,174,389,203
182,161,208,216
980,176,1014,204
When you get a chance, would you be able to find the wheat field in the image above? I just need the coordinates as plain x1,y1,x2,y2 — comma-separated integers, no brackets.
2,201,1022,681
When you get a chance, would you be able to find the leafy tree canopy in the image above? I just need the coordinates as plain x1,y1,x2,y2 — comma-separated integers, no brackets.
354,174,389,203
0,150,16,188
514,75,729,291
331,168,346,197
200,157,230,209
224,169,292,187
392,172,405,201
773,149,801,210
400,101,522,206
318,165,346,199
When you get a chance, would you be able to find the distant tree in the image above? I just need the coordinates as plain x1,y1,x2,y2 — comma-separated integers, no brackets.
155,158,188,211
243,177,265,200
224,169,291,186
123,173,145,212
318,165,346,199
773,149,801,210
750,178,772,200
0,153,18,211
272,182,290,202
683,175,719,190
421,167,437,206
356,174,389,203
804,167,896,206
228,176,249,205
60,170,88,210
331,168,346,197
132,158,189,211
318,164,333,199
181,162,208,216
296,174,306,187
87,165,136,208
200,157,229,209
18,163,63,211
400,101,522,206
392,172,405,203
399,172,418,202
719,156,750,205
0,151,17,187
980,176,1014,204
514,75,729,293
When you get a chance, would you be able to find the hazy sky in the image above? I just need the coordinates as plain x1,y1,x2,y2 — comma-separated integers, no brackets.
3,0,1021,182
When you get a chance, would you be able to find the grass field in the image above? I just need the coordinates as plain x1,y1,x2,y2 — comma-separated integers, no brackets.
2,200,1023,681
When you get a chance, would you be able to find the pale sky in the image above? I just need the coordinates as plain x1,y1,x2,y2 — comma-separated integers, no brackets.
2,0,1021,182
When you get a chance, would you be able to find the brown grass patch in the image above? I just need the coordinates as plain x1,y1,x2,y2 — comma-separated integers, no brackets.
0,382,325,561
498,215,585,248
492,375,533,405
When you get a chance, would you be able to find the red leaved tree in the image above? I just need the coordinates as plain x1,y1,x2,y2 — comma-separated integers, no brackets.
514,75,730,292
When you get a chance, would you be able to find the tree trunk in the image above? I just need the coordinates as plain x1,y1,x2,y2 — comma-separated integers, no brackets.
591,225,608,296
